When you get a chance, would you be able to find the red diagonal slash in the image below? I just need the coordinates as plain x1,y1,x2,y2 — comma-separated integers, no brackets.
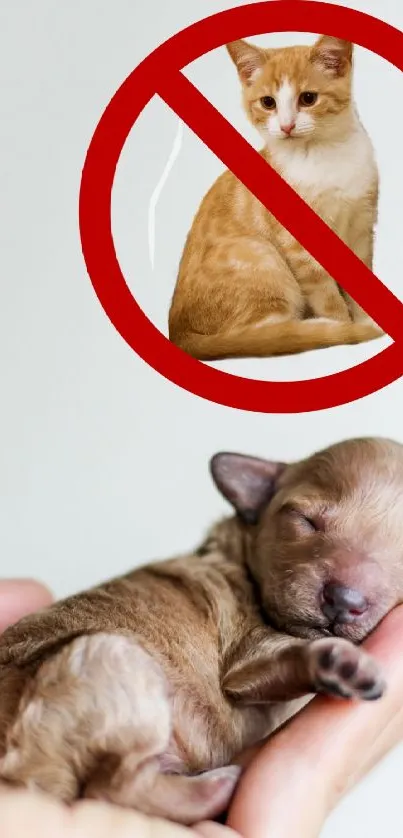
79,1,403,412
157,72,402,340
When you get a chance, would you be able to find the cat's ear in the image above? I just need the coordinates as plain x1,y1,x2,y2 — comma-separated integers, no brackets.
210,453,287,524
226,40,266,85
311,36,353,77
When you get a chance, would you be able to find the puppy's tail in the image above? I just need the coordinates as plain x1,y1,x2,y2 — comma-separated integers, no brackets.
170,319,383,361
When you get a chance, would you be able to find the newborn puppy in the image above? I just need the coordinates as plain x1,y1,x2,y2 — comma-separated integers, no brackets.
0,437,401,823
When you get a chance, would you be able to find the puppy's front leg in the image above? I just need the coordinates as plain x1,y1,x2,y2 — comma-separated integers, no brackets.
222,630,385,704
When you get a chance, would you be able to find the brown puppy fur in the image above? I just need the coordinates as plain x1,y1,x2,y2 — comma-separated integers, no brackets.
169,37,382,359
0,438,402,822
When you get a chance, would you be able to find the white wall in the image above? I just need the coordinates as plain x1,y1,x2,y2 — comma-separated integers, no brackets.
1,0,403,835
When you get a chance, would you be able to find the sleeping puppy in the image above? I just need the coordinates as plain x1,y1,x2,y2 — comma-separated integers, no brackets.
0,437,401,823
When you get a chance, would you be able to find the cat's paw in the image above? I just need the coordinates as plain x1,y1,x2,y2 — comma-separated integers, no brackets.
306,638,385,701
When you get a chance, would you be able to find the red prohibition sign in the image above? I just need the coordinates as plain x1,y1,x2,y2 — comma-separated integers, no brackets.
79,0,403,414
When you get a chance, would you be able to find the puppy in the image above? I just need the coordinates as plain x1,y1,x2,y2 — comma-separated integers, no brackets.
0,437,401,823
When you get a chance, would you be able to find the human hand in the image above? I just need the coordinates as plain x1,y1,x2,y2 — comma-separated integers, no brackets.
0,579,238,838
227,605,403,838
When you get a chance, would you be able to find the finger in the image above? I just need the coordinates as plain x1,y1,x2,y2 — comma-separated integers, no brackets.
0,784,71,838
195,822,241,838
0,784,194,838
343,703,403,796
339,606,403,791
228,605,403,838
0,580,53,632
73,799,196,838
228,708,328,838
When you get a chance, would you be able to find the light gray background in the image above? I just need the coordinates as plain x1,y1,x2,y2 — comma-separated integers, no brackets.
1,0,403,835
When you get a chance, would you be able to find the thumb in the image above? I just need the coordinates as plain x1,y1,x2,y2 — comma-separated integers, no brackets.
227,606,403,838
0,580,53,632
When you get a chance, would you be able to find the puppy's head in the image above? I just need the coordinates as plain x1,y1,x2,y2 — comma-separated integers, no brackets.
211,438,403,643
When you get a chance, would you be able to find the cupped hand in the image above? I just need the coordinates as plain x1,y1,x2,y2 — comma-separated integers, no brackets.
227,605,403,838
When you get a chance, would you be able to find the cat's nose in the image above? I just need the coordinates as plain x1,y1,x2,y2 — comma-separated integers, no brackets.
280,122,296,135
321,582,368,623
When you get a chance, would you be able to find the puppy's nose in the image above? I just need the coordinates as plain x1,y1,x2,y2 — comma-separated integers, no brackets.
322,583,368,623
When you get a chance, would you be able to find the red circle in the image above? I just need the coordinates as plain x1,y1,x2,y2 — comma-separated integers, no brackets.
79,0,403,413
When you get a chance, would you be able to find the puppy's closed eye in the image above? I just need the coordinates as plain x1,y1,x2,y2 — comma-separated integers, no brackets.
280,505,322,535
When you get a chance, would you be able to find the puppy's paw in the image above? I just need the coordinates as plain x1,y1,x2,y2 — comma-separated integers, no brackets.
306,638,385,701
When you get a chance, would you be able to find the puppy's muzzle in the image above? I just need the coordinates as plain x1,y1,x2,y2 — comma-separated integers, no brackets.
321,582,368,625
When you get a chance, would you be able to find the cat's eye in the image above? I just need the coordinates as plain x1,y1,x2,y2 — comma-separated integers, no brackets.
260,96,276,110
299,91,318,107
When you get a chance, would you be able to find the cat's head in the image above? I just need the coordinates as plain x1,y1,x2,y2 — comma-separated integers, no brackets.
227,36,354,145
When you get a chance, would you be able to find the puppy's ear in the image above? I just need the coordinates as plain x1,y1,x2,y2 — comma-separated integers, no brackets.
226,40,266,85
210,453,286,524
311,36,353,77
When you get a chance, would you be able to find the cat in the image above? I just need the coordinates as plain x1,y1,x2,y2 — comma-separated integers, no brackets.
168,36,383,360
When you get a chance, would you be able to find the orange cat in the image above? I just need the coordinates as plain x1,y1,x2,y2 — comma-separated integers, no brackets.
169,36,383,360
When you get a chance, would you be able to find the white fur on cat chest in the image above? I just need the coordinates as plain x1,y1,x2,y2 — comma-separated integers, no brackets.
271,121,377,203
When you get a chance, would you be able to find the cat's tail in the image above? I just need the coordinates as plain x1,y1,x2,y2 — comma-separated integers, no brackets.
170,319,384,361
